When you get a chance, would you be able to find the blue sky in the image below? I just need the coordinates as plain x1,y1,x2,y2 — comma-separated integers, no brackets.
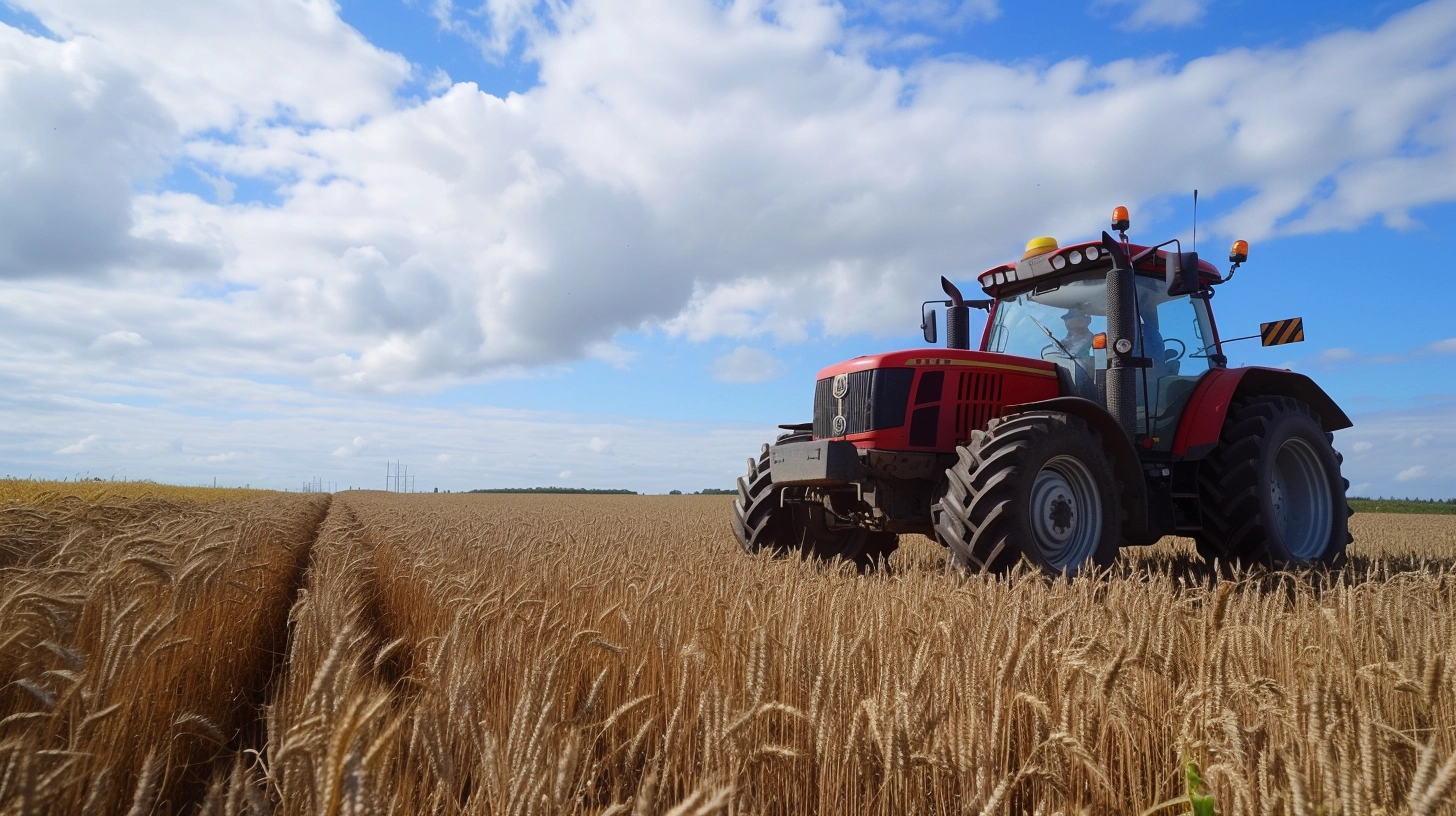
1,0,1454,497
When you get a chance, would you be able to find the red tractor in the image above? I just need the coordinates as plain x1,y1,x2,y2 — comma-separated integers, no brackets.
733,208,1352,574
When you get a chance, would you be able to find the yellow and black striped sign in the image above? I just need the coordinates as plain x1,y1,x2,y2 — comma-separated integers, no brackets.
1260,317,1305,346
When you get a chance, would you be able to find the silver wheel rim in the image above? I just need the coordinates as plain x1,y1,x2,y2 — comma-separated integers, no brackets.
1270,437,1332,560
1028,454,1103,570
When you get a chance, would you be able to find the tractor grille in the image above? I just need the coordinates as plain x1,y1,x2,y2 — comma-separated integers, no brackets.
952,370,1006,445
813,368,914,439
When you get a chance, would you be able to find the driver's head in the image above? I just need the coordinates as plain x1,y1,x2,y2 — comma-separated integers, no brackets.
1061,310,1091,333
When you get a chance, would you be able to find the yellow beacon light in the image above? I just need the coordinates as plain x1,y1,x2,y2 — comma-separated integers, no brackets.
1022,236,1059,260
1111,205,1130,232
1230,239,1249,264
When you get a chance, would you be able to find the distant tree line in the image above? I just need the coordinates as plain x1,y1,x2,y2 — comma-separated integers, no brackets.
467,487,638,495
1348,497,1456,515
667,489,737,495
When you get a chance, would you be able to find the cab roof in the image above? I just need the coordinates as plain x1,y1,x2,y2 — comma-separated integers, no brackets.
976,240,1222,300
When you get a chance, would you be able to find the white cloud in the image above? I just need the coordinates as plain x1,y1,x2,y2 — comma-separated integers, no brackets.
586,341,639,369
1297,336,1456,371
558,470,572,479
0,25,207,279
90,330,150,351
17,0,1448,391
846,0,1000,28
14,0,408,133
1397,465,1428,482
56,434,101,455
0,374,766,492
588,437,615,454
1335,400,1456,497
205,451,239,462
1100,0,1209,30
2,0,1456,490
332,436,368,456
712,346,786,384
192,166,236,205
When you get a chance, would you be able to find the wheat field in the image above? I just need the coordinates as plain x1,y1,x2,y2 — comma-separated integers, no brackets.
1,483,1454,815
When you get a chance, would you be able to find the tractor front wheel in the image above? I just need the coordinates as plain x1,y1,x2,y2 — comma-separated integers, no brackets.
1195,396,1351,567
935,412,1121,576
732,436,897,570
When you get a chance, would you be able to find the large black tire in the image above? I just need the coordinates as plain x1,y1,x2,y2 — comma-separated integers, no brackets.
934,412,1121,576
733,440,796,557
1194,396,1351,567
732,436,898,570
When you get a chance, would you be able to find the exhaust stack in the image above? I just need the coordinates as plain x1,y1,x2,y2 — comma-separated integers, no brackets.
1101,231,1138,440
941,276,971,350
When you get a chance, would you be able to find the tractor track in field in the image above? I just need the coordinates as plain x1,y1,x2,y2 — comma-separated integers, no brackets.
219,493,335,758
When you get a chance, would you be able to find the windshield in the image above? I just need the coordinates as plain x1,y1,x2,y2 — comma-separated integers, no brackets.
985,271,1219,449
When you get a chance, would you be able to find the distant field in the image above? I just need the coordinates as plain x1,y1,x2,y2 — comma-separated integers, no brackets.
2,488,1453,814
1350,498,1456,515
0,477,274,505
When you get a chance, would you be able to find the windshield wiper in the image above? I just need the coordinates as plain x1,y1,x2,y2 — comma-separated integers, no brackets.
1027,313,1076,360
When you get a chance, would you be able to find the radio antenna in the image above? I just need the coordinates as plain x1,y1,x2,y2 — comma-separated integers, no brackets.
1192,189,1198,252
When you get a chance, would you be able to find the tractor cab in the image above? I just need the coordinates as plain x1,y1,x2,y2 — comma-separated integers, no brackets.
974,237,1224,452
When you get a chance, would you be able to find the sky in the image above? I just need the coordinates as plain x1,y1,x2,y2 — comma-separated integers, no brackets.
1,0,1454,497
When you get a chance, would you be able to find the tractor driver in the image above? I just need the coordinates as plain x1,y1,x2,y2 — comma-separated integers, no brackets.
1059,310,1095,359
1057,309,1097,398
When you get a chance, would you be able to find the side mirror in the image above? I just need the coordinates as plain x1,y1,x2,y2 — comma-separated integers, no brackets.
922,307,938,345
1166,251,1200,297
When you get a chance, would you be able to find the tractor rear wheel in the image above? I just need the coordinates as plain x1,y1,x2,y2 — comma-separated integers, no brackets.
733,440,795,557
935,412,1120,575
1194,396,1351,567
732,435,898,570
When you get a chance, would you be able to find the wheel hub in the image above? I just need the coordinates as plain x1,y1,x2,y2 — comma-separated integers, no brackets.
1028,455,1102,570
1270,437,1333,560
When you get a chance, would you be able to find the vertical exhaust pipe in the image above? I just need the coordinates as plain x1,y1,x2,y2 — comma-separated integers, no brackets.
1100,232,1137,440
941,276,971,350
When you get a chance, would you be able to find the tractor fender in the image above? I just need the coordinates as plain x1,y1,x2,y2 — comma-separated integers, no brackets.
1004,396,1149,544
1172,367,1353,459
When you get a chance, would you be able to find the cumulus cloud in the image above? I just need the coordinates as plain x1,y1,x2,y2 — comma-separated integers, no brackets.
1099,0,1209,30
712,346,786,383
332,436,368,457
0,26,211,279
588,437,615,454
56,434,101,455
4,0,1456,394
845,0,1001,28
0,371,767,492
16,0,408,133
1299,336,1456,370
90,330,150,351
1335,400,1456,497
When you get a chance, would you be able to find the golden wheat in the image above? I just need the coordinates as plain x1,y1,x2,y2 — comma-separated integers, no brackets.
0,491,327,813
2,490,1454,815
0,477,275,506
263,495,1456,814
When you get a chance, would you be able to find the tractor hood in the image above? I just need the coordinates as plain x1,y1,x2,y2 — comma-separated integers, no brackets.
816,348,1057,380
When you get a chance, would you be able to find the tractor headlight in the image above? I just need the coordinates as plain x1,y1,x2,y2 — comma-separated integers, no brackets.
1085,246,1099,261
1051,254,1066,270
1069,250,1083,264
